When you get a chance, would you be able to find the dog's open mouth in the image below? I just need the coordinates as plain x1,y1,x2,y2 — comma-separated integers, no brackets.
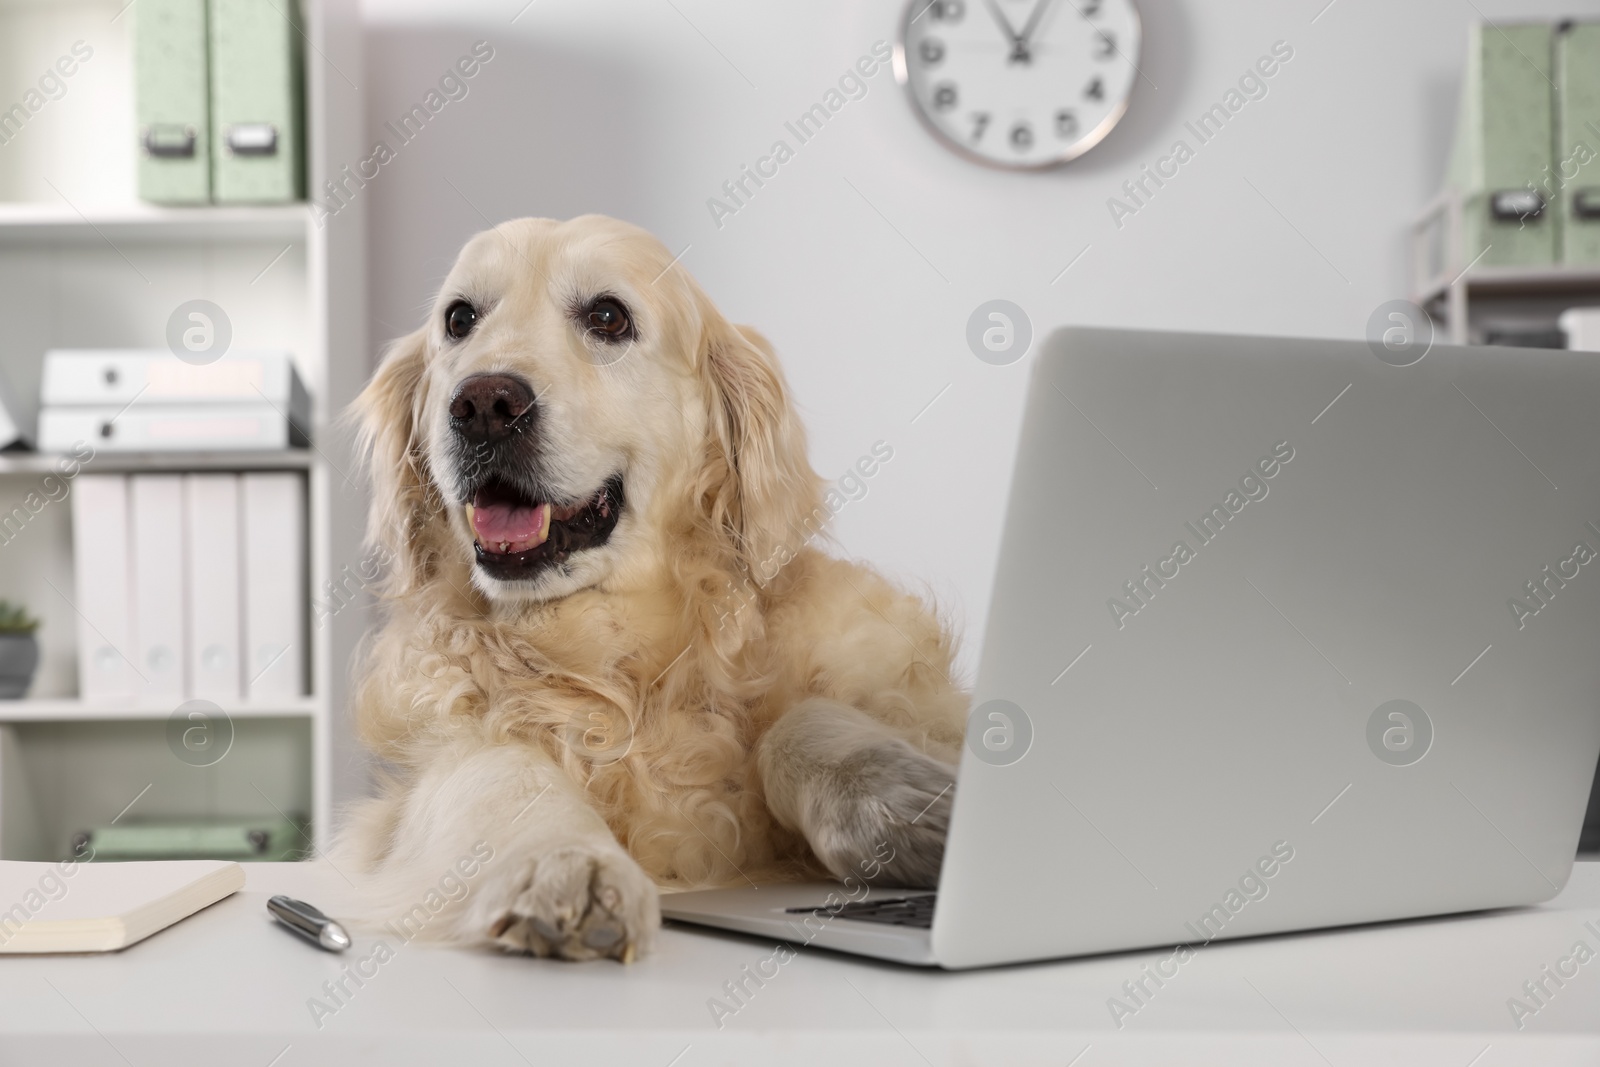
464,476,623,580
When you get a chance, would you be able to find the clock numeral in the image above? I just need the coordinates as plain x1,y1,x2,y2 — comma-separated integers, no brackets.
1081,0,1101,15
1010,122,1033,151
1084,76,1104,101
1094,31,1116,58
969,112,990,141
1055,109,1079,138
925,0,965,22
919,37,945,65
932,82,958,111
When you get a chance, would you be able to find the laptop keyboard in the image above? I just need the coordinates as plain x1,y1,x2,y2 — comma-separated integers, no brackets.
786,894,937,929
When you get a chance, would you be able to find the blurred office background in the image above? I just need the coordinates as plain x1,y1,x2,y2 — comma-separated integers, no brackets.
0,0,1596,859
360,0,1600,668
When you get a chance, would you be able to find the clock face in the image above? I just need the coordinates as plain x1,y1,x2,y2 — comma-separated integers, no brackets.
895,0,1141,169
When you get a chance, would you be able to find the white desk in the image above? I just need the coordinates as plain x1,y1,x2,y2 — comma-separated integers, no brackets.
2,861,1598,1066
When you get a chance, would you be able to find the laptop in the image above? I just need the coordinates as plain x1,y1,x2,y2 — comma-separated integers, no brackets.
662,326,1600,969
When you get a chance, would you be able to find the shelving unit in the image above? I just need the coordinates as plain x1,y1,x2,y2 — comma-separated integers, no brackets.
0,0,368,861
0,449,313,475
1411,189,1600,345
0,203,311,245
0,697,320,723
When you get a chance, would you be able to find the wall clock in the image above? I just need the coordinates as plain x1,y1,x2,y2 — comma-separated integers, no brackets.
894,0,1141,170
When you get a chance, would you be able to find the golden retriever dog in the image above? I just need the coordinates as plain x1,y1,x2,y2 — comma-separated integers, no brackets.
339,215,966,961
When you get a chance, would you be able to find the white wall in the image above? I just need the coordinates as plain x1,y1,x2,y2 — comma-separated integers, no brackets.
357,0,1598,675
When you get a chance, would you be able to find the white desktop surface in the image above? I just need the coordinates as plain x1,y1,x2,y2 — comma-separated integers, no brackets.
1,861,1597,1066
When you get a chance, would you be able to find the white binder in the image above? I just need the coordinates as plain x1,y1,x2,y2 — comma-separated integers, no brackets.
39,404,300,453
242,473,304,701
130,475,188,704
41,350,308,412
70,476,135,701
184,474,241,702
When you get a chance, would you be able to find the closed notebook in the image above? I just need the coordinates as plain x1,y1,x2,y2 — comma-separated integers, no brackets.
0,860,243,953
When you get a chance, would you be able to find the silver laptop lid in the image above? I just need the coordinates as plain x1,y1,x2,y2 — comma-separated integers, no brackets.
935,327,1600,969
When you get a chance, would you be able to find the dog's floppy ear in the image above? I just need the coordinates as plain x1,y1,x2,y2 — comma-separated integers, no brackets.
352,326,442,596
696,301,824,585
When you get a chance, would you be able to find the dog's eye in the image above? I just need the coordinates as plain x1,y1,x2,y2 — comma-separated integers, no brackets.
444,300,478,341
584,298,632,342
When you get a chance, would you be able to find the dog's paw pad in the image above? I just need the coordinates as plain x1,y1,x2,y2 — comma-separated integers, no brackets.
488,845,660,962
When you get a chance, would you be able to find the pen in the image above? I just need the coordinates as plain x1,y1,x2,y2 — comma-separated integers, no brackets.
268,895,351,952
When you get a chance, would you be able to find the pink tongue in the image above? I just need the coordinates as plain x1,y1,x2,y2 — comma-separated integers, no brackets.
471,502,547,544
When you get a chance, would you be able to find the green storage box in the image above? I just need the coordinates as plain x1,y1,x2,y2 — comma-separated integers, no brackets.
1555,21,1600,264
209,0,306,202
72,816,306,862
134,0,212,204
1445,22,1557,268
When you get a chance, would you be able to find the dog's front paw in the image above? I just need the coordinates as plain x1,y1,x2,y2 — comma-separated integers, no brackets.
806,740,955,889
487,844,660,962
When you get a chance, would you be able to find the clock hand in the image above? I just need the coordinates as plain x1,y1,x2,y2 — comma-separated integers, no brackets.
1026,0,1066,49
986,0,1046,63
1016,0,1056,50
982,0,1025,51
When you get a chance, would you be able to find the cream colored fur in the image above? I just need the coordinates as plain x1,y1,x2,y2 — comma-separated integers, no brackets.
337,216,967,960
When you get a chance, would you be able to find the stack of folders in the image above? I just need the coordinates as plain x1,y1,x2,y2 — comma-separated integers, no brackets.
134,0,304,204
1442,20,1600,268
70,472,306,705
38,350,308,453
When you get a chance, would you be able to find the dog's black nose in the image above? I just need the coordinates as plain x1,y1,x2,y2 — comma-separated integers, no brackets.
449,374,535,443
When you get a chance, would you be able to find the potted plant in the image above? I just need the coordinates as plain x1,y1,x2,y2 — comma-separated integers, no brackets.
0,601,40,698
